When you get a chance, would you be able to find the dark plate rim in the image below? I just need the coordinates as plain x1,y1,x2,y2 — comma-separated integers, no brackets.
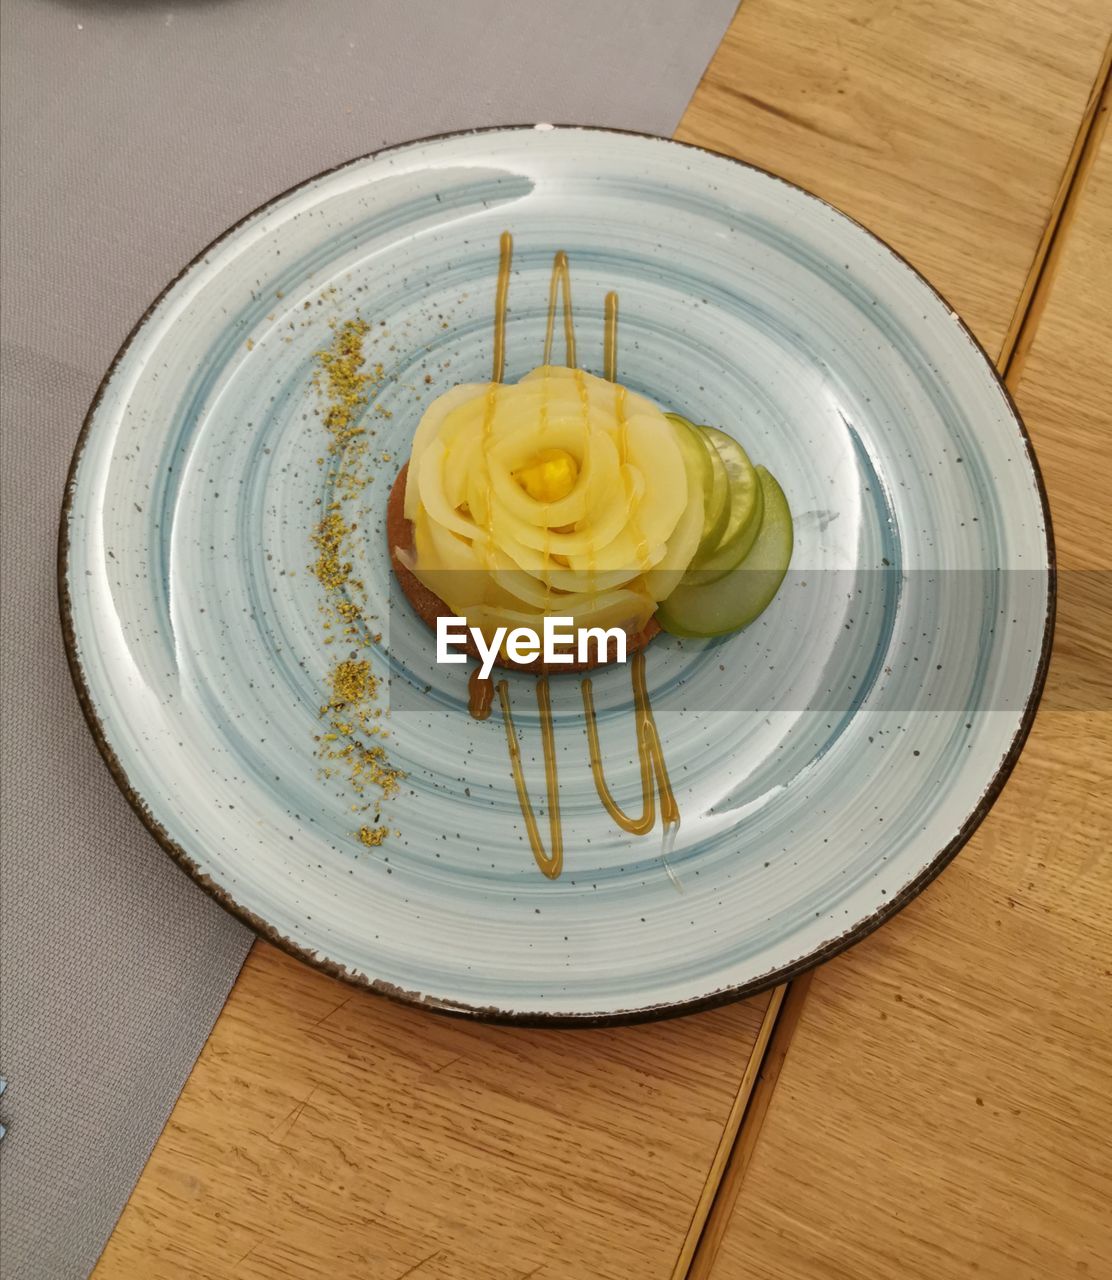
57,123,1057,1028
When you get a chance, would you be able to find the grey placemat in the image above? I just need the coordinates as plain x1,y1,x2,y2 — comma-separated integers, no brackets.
0,2,737,1276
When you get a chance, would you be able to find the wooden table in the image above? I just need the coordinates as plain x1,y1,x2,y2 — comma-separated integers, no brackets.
96,4,1112,1276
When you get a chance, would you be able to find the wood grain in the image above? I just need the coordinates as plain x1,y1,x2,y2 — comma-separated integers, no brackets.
96,943,769,1280
1000,40,1112,378
686,974,815,1280
96,1,1112,1276
708,88,1112,1280
669,986,788,1280
677,0,1112,359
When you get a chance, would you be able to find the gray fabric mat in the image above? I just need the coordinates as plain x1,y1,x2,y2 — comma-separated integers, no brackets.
0,2,737,1276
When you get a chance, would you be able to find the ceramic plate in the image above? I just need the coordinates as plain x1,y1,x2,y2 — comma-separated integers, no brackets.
60,127,1053,1024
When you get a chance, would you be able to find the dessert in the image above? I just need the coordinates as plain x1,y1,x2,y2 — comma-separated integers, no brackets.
378,234,795,879
389,281,793,669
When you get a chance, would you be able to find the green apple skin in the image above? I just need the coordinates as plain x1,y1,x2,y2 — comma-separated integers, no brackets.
686,426,760,575
668,412,711,496
665,413,730,556
657,466,793,638
684,470,764,585
694,424,731,553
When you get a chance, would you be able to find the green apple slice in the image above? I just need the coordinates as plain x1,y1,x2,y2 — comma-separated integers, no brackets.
684,471,764,585
657,466,792,638
666,413,730,556
694,423,731,553
687,426,760,576
667,412,712,503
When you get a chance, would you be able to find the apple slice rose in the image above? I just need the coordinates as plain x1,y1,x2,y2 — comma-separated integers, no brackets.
399,368,791,645
399,367,702,639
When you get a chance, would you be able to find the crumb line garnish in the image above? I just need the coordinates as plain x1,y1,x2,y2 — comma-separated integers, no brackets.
309,318,402,842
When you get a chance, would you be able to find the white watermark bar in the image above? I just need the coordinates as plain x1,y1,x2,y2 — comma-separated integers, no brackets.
437,616,628,678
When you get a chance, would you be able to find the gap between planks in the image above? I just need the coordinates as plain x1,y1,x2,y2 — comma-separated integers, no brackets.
671,34,1112,1280
1000,38,1111,386
668,981,790,1280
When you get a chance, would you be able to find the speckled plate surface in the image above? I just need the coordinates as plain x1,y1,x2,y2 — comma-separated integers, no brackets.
60,126,1053,1024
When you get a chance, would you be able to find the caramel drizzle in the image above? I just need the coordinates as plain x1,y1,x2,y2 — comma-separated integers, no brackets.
480,231,514,547
491,229,513,384
542,250,577,368
603,291,619,383
581,652,679,835
497,677,562,879
469,234,678,880
468,668,495,721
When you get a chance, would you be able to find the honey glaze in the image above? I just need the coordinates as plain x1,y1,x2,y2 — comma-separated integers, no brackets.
491,229,513,384
581,652,679,835
467,667,495,721
480,230,514,547
543,249,577,368
462,234,679,879
497,677,562,879
603,290,619,384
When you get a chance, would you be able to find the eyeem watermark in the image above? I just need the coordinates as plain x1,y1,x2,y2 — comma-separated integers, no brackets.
437,616,628,678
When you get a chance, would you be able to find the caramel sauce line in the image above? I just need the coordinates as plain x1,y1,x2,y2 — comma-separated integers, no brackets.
497,677,563,879
539,291,553,600
603,291,619,383
541,249,579,594
572,365,596,590
468,668,495,721
602,289,648,570
491,230,513,384
464,235,680,880
581,672,655,835
481,231,513,550
581,651,679,835
543,250,577,368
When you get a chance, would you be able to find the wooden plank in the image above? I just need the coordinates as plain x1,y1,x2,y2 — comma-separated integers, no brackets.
95,943,769,1280
708,92,1112,1280
96,1,1112,1275
1000,41,1112,375
677,0,1112,359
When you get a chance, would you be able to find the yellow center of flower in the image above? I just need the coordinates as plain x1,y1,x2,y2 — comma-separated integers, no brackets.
513,448,580,503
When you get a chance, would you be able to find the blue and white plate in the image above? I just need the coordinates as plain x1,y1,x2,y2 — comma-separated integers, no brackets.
60,127,1053,1023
